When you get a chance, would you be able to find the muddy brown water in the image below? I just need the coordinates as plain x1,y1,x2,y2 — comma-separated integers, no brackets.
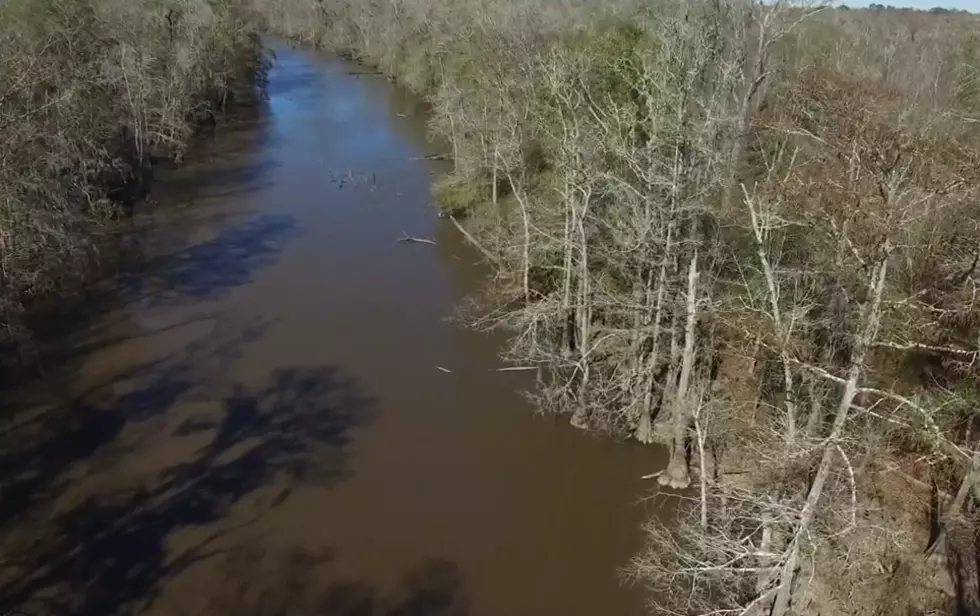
0,41,666,616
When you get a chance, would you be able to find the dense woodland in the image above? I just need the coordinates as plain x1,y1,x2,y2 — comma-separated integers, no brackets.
0,0,262,359
3,0,980,614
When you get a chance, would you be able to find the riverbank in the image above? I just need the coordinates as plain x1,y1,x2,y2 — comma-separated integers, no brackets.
0,0,265,372
253,1,980,614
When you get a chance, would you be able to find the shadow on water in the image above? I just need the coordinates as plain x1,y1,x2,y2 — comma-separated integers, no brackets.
118,213,300,309
2,203,295,392
0,207,302,527
69,209,298,367
206,549,468,616
0,357,375,616
0,213,298,436
0,189,369,616
151,148,280,208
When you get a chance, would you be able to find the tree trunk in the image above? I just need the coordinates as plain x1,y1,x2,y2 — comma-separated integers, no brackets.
635,410,654,445
508,174,532,304
635,252,670,444
561,197,575,357
659,251,700,490
692,381,709,528
570,187,593,430
926,448,980,564
491,143,498,206
803,372,825,439
746,189,796,445
625,273,649,396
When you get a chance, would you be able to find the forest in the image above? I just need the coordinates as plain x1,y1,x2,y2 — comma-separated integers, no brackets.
0,0,262,361
3,0,980,614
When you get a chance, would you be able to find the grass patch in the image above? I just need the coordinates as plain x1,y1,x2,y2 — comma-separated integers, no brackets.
431,173,489,218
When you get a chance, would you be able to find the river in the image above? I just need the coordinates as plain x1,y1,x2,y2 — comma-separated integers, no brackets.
0,41,664,616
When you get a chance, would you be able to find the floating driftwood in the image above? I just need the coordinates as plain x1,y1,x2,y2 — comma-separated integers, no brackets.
325,169,377,191
398,231,436,245
410,152,452,161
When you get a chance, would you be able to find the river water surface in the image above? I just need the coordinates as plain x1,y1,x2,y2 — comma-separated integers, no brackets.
0,42,664,616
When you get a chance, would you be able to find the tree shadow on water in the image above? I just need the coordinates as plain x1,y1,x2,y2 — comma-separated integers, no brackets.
118,213,300,309
0,211,297,386
205,548,468,616
0,364,374,616
0,316,274,530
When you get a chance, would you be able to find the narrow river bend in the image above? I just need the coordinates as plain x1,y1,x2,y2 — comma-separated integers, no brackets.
0,41,663,616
